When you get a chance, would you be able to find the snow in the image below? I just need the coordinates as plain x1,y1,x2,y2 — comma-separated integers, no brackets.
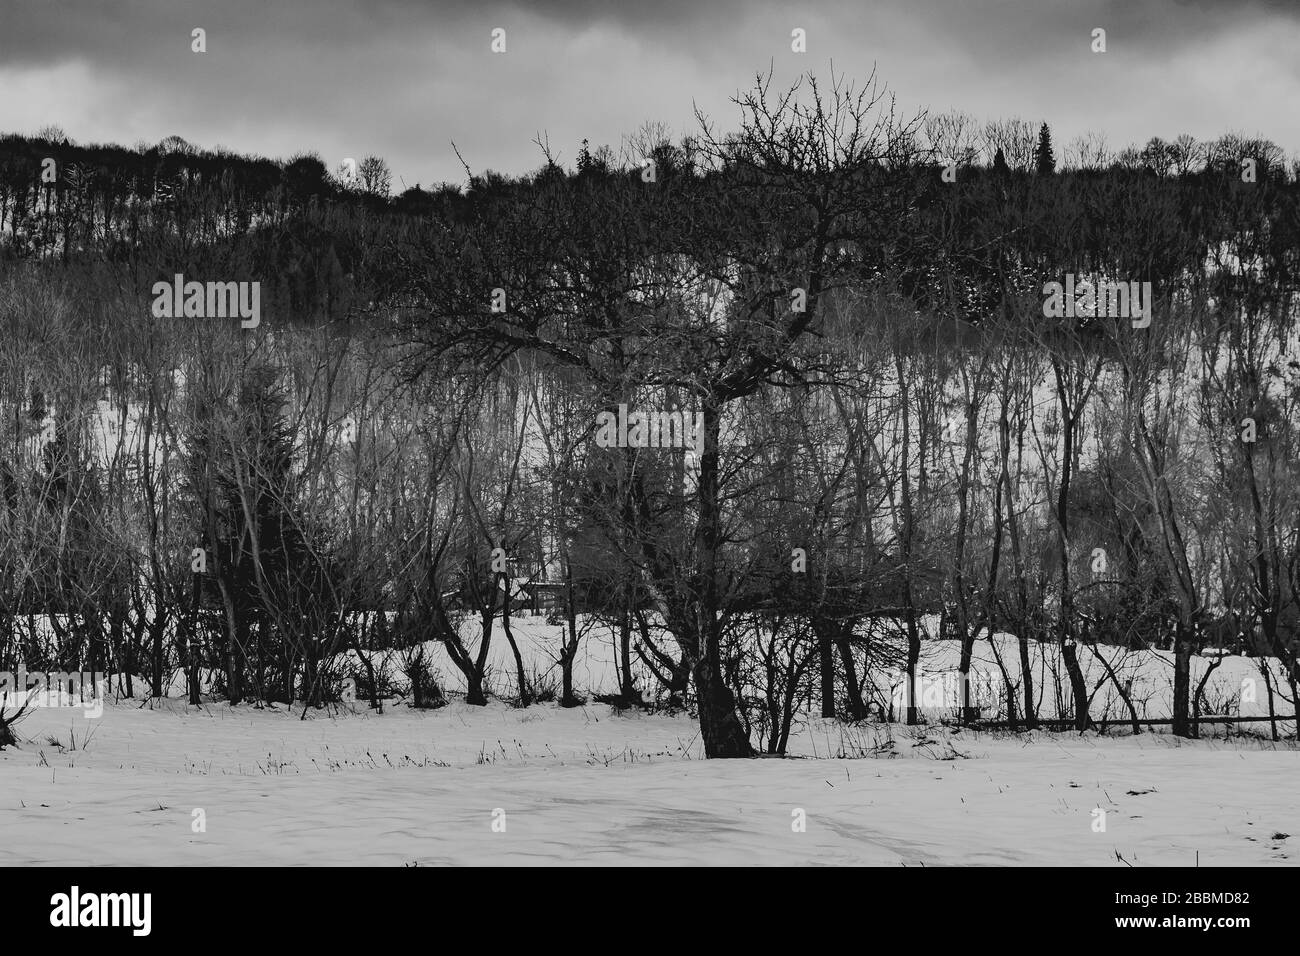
345,617,1297,731
3,616,1296,865
2,690,1297,866
901,633,1298,727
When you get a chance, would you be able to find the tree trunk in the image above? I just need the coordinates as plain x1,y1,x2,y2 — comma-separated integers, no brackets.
150,617,165,698
1019,633,1036,728
464,608,493,706
691,398,752,757
1171,622,1193,737
954,385,982,725
957,628,978,724
1000,400,1037,728
500,604,530,706
693,655,752,758
561,649,574,706
559,563,582,707
617,598,639,704
1053,362,1089,732
1062,642,1089,732
814,617,836,718
903,608,921,724
835,621,868,720
464,672,486,707
895,355,922,726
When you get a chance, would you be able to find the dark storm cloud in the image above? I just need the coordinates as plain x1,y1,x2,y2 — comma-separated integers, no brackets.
2,0,1296,64
3,0,1285,70
0,0,741,64
0,0,1296,185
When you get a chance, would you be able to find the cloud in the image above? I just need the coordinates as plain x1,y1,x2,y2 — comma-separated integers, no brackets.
0,0,1295,186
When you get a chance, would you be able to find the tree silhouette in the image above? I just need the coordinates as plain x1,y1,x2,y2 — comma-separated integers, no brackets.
1035,123,1056,175
992,146,1010,175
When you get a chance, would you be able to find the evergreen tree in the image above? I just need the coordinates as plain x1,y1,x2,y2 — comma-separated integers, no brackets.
992,146,1010,175
185,364,330,704
1035,123,1056,175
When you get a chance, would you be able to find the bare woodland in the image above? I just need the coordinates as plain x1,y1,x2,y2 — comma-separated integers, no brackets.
1,73,1298,757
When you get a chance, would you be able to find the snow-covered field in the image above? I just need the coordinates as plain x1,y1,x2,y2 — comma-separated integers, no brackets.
3,618,1297,866
2,687,1297,866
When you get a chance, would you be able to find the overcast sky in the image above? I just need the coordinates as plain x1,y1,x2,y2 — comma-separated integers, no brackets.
1,0,1297,188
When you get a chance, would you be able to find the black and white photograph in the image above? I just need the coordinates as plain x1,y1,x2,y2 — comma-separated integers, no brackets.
0,0,1297,929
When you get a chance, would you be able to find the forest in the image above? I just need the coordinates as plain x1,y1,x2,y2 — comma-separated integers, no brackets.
1,72,1297,757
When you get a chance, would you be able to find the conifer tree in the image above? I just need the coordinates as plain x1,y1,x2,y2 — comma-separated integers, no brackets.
992,146,1010,175
1035,122,1056,175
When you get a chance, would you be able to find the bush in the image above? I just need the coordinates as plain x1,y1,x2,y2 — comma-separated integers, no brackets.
403,647,447,710
525,664,559,705
350,651,396,706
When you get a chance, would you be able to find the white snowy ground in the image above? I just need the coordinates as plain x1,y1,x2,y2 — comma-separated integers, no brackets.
2,693,1297,866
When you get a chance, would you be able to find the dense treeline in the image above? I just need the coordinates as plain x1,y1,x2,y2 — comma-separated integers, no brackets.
1,73,1298,755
